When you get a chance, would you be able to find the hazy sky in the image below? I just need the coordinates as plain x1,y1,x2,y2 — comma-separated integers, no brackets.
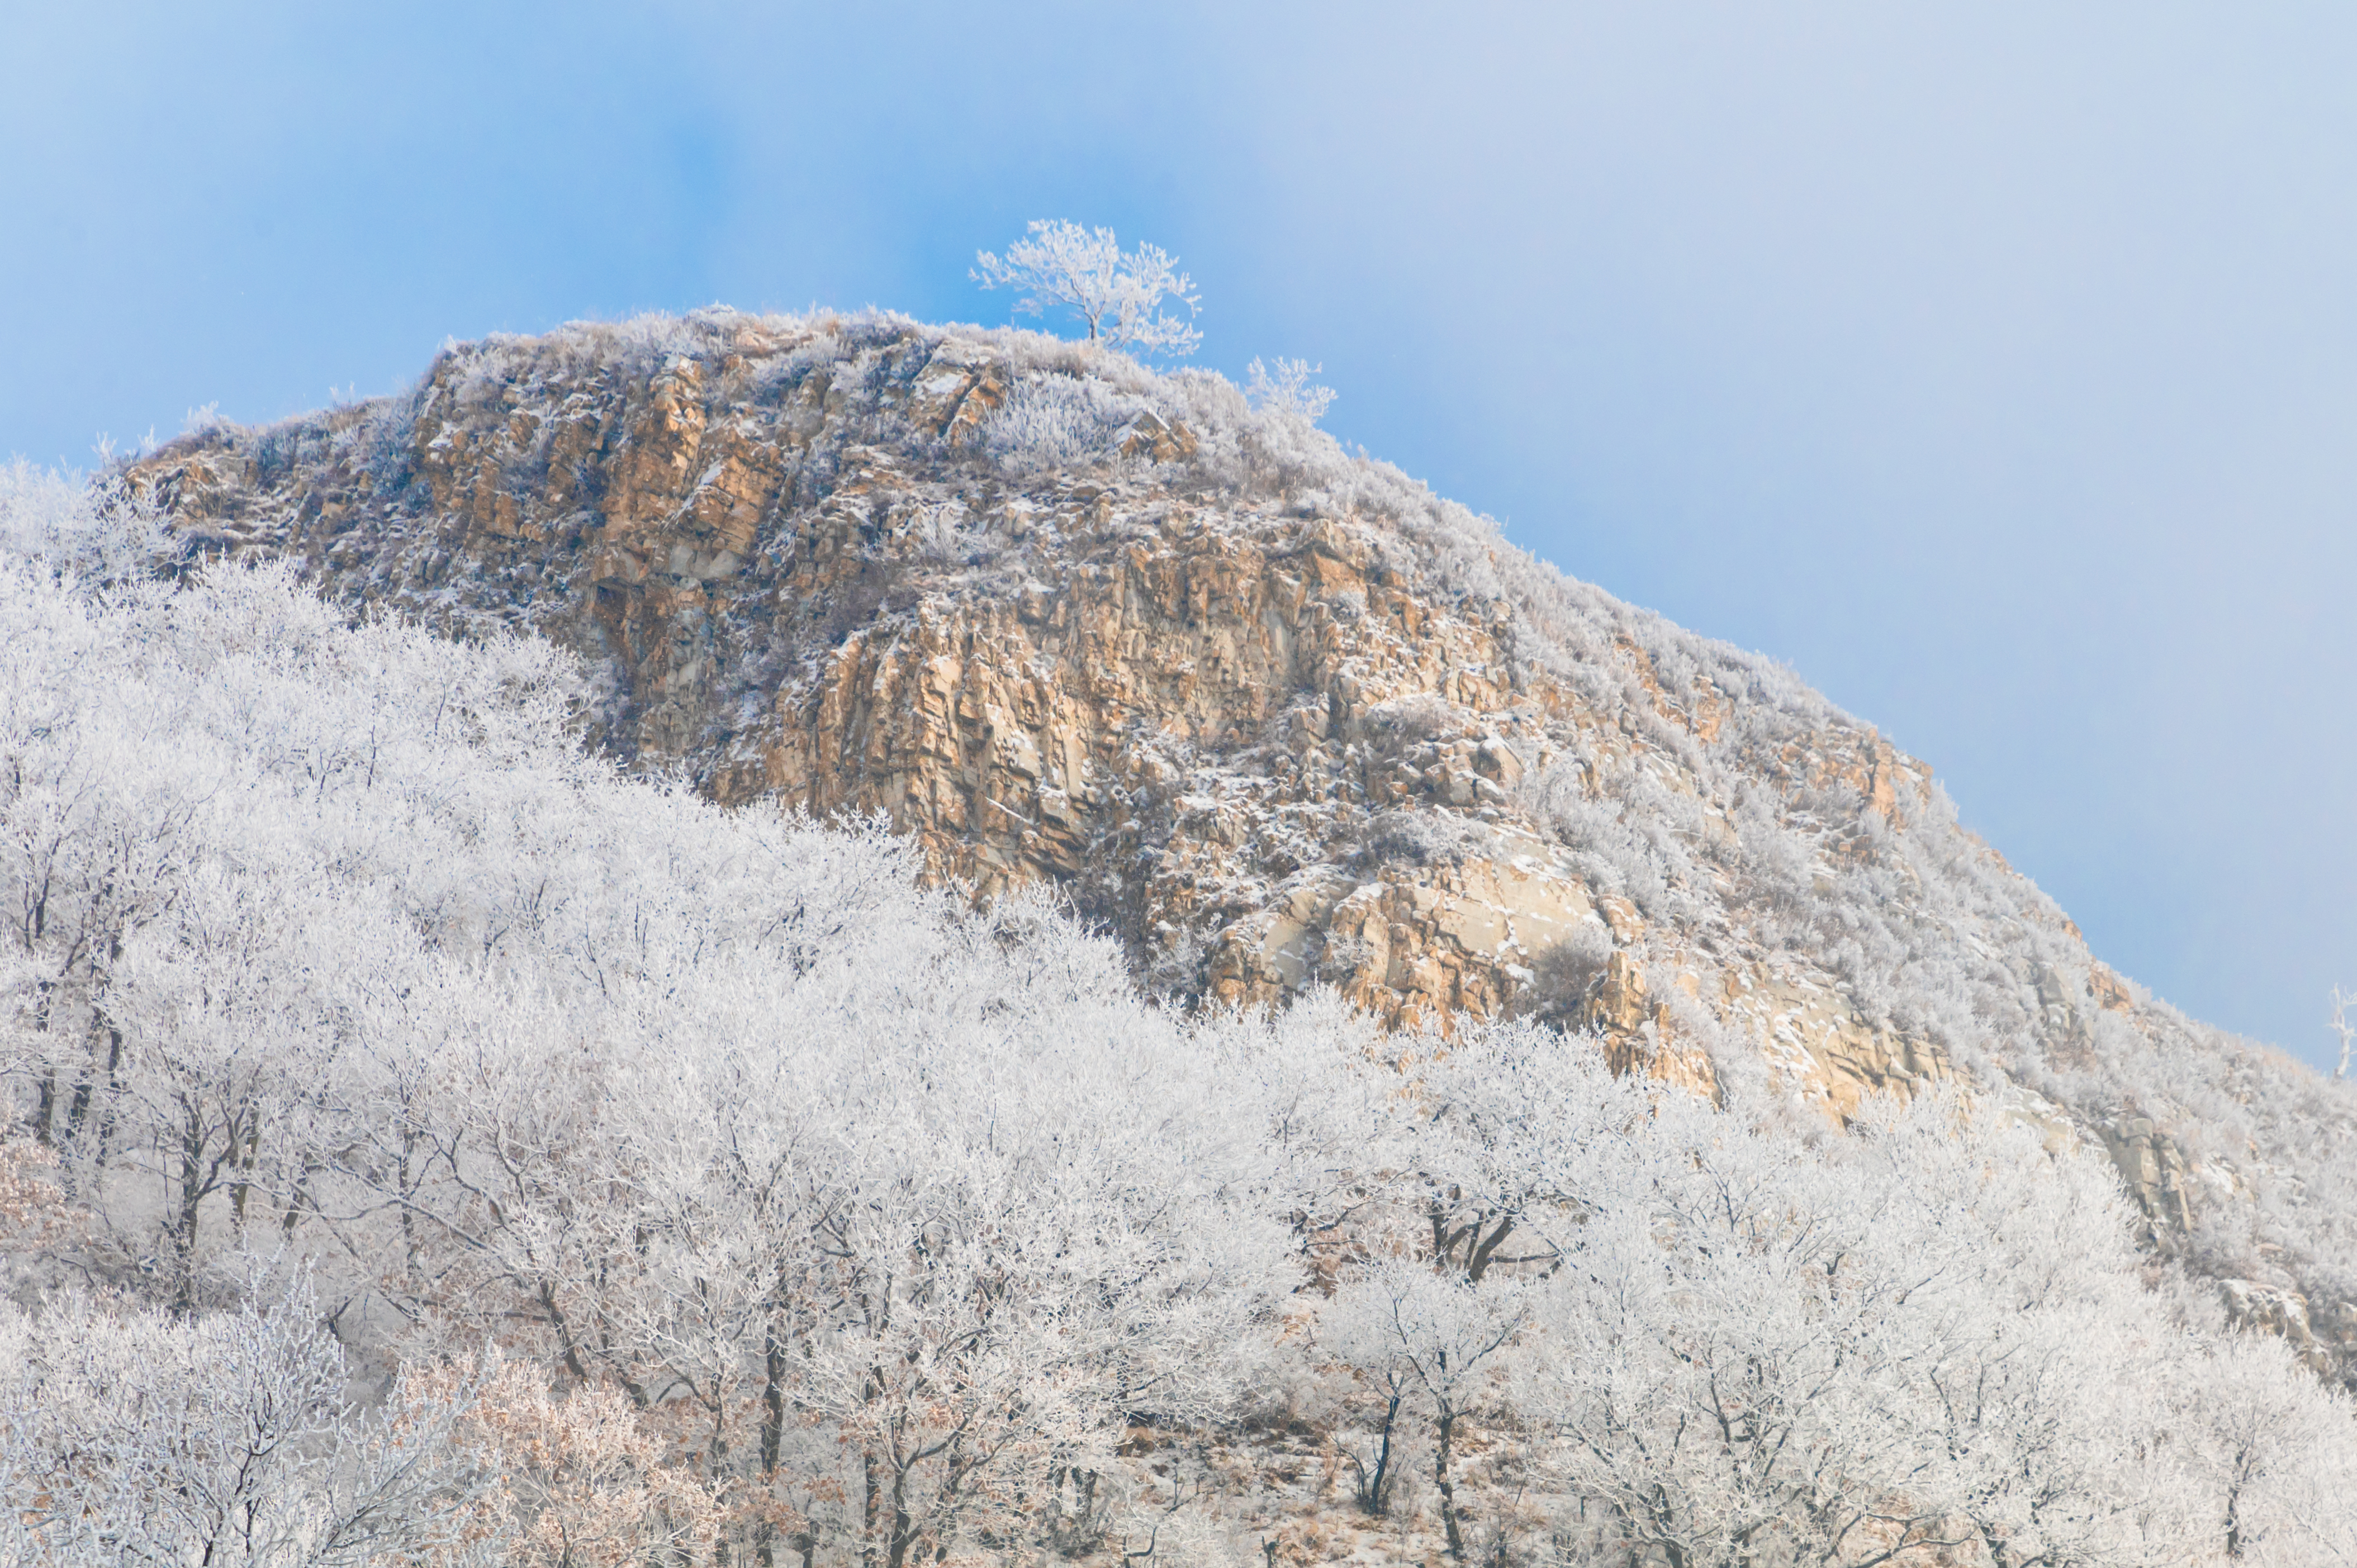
6,3,2353,1067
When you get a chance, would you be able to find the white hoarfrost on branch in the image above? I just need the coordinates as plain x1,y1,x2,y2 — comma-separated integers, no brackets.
1245,356,1338,424
2331,983,2352,1080
974,219,1202,357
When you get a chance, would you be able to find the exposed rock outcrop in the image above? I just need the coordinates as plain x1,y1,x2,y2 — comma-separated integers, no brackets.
2102,1118,2198,1247
136,319,1944,1099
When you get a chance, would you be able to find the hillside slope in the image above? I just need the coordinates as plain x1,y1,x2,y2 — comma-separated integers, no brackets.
128,307,2357,1372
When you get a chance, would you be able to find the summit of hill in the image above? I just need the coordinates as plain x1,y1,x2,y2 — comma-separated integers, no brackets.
129,306,2357,1366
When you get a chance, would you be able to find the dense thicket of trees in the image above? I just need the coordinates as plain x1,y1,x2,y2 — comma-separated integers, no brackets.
5,464,2357,1566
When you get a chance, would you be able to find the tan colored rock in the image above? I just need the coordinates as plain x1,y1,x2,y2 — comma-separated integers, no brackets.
1118,409,1198,463
1583,951,1718,1100
2221,1280,2333,1374
2088,962,2136,1014
1206,853,1606,1029
2100,1118,2197,1247
1721,961,1949,1122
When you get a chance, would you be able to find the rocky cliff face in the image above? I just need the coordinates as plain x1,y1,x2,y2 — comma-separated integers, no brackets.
129,307,2357,1374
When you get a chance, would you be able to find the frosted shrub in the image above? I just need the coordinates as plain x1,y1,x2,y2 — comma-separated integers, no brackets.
1354,808,1497,869
1245,355,1338,423
1519,756,1702,924
979,372,1152,475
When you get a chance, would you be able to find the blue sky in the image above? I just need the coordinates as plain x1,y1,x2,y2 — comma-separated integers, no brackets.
7,3,2354,1067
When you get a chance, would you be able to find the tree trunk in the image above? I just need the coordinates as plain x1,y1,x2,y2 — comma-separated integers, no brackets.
176,1113,207,1311
64,1020,115,1144
886,1460,918,1568
1360,1390,1402,1514
30,977,59,1146
1434,1407,1465,1560
1465,1215,1514,1283
230,1106,258,1230
758,1324,789,1568
862,1451,884,1568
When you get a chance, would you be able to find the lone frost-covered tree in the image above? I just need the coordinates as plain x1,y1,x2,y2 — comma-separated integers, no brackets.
973,220,1202,356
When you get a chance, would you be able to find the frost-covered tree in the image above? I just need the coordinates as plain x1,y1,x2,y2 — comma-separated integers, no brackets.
1244,356,1336,424
2170,1334,2357,1566
1323,1258,1530,1557
1531,1099,1983,1567
1392,1021,1655,1282
2331,985,2352,1081
973,220,1202,355
0,1275,506,1566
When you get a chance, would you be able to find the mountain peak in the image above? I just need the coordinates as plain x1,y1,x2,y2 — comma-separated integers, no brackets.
129,307,2357,1370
